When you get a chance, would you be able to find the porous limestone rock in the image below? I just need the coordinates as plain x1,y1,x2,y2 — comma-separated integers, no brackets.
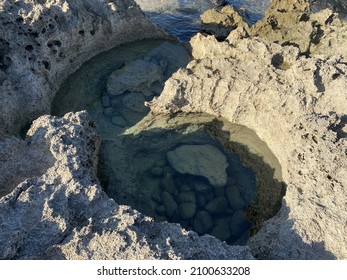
251,0,347,58
167,144,228,188
0,0,168,139
200,5,250,40
149,31,347,259
0,111,254,260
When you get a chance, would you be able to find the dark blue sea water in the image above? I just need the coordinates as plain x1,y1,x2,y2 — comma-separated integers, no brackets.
135,0,347,41
135,0,270,41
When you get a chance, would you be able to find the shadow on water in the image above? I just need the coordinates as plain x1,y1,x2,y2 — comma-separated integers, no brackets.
97,113,337,259
97,113,286,245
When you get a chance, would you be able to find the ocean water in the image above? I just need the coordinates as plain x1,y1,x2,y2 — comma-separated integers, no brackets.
135,0,347,41
135,0,270,41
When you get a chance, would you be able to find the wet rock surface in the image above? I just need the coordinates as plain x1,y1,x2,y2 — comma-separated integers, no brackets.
167,144,228,188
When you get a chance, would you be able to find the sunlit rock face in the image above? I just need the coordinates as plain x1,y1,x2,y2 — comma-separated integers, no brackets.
0,0,346,261
149,26,347,258
0,0,167,139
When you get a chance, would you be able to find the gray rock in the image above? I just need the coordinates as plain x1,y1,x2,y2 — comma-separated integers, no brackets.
178,203,196,220
150,81,164,95
144,41,191,79
120,92,149,113
194,181,213,194
150,167,164,176
214,216,232,228
179,184,192,192
101,96,111,108
226,184,246,211
196,195,207,208
111,116,127,127
161,173,176,194
229,211,251,238
161,191,177,217
142,88,154,97
214,186,225,197
107,60,164,95
110,97,121,108
163,165,175,175
154,159,167,167
151,193,161,204
167,144,228,188
193,211,214,234
155,205,166,216
177,191,196,204
103,107,114,117
205,197,228,214
204,191,215,202
211,225,231,242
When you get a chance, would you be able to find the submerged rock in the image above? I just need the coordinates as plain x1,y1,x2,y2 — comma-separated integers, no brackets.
120,91,149,113
167,144,228,188
193,211,214,234
226,184,246,211
161,191,177,217
111,116,127,127
205,197,229,214
107,60,164,95
211,225,231,241
229,211,251,238
0,112,253,260
178,203,197,219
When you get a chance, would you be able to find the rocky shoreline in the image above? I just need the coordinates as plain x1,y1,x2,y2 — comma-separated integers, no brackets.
0,0,346,259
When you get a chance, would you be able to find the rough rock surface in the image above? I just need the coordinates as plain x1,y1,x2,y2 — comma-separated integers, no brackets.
0,112,253,260
200,5,250,40
149,31,347,259
167,144,228,188
251,0,347,58
0,0,168,139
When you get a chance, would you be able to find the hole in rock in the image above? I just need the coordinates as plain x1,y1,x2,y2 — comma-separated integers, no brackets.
52,39,285,245
25,44,34,52
98,114,286,245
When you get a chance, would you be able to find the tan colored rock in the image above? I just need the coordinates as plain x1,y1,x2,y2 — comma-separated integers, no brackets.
149,32,347,259
167,144,228,188
200,6,250,40
251,0,347,58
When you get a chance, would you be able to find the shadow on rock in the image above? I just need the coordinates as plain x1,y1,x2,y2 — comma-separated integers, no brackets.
98,113,286,246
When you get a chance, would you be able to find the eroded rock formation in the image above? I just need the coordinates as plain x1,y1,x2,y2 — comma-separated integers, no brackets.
0,0,346,260
0,112,253,260
149,29,347,259
0,0,168,139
